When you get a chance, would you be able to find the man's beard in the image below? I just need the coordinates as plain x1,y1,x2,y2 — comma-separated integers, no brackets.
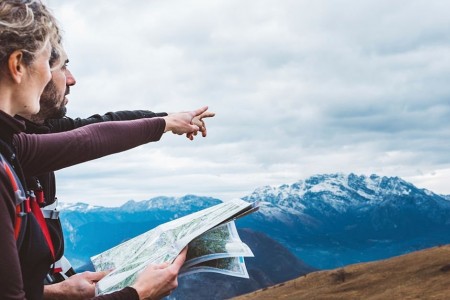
31,80,67,124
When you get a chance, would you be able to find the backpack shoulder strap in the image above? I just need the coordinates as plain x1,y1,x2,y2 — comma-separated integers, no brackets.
0,153,55,260
0,153,28,246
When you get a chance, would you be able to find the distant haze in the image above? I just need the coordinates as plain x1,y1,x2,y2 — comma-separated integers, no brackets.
46,0,450,206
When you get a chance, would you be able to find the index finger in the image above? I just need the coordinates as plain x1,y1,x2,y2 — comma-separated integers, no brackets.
199,111,215,119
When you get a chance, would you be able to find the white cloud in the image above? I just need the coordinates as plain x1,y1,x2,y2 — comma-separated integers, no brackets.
45,0,450,206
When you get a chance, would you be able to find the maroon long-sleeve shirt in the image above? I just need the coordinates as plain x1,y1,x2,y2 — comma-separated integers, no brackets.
0,110,165,299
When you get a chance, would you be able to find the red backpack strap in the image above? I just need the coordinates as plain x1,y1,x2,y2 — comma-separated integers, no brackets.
1,154,54,260
1,159,28,240
29,192,55,260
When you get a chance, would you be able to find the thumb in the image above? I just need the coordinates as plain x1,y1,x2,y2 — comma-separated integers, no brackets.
170,247,188,272
82,270,110,283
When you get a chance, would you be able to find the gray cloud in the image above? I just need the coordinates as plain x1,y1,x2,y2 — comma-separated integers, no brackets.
45,0,450,206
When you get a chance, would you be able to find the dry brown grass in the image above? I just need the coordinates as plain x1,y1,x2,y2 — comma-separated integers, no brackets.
233,245,450,299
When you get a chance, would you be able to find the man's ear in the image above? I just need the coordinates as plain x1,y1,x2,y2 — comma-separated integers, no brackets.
8,50,26,84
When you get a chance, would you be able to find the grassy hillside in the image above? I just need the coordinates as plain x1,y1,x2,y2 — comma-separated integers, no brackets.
233,245,450,299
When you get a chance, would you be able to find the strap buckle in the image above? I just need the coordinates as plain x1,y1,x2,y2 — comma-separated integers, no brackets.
41,209,60,219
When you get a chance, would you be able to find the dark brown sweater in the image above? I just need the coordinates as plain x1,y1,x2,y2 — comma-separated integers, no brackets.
0,110,165,300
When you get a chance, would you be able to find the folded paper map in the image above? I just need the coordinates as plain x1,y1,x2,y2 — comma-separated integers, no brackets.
91,198,259,295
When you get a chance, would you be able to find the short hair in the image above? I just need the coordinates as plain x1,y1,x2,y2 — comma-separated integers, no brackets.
0,0,64,76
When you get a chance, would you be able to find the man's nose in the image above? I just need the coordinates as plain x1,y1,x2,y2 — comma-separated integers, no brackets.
65,68,77,86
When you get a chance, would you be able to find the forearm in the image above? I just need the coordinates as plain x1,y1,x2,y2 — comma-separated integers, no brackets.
88,287,139,300
43,283,139,300
16,118,166,177
43,284,68,300
46,110,168,132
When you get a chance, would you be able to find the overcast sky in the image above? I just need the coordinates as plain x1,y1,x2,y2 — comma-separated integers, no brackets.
45,0,450,207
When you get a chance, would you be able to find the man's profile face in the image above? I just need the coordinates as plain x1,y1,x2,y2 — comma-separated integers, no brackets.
34,61,69,121
30,49,76,124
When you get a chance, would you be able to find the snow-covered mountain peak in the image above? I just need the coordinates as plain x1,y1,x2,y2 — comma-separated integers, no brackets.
58,202,102,212
244,173,441,214
59,173,448,217
119,195,222,212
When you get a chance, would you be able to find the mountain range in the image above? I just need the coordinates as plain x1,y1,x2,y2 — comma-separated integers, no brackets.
238,173,450,268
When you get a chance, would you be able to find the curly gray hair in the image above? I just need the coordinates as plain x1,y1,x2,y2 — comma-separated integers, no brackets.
0,0,64,76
